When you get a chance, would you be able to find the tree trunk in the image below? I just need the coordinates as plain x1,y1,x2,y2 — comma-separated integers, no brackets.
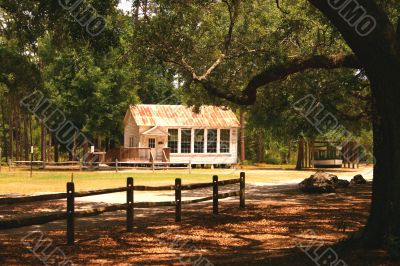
14,106,19,161
363,68,400,247
256,131,265,163
17,107,22,161
41,122,46,162
47,133,52,162
23,113,29,161
309,140,314,168
97,136,102,151
53,134,59,163
0,99,8,161
72,132,76,161
296,138,304,170
286,141,291,164
143,0,148,17
8,108,13,161
133,0,140,23
29,114,32,154
240,110,245,163
304,141,308,168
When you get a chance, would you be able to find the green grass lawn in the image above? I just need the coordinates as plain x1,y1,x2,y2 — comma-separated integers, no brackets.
0,169,243,194
0,166,368,195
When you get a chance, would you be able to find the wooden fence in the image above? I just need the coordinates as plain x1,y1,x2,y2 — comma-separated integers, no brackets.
0,173,246,245
8,160,195,173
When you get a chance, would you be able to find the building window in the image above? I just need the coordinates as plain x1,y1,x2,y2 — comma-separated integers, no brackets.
129,136,135,147
148,138,156,148
194,129,205,153
207,129,217,153
168,129,178,153
220,129,230,153
181,129,191,153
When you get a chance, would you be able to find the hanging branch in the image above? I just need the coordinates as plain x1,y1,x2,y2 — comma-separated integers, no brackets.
180,0,240,81
192,53,360,105
275,0,289,14
397,17,400,44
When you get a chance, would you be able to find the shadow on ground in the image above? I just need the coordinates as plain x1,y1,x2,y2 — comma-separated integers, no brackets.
0,182,397,265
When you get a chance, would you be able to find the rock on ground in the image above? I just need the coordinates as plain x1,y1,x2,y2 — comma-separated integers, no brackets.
351,174,367,185
299,171,349,194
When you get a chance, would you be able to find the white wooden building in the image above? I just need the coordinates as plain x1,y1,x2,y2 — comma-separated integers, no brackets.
121,104,240,165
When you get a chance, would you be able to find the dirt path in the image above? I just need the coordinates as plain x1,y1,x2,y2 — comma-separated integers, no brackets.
1,178,396,266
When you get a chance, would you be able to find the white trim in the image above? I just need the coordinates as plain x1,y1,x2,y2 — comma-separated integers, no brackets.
178,128,181,154
141,126,169,136
191,128,194,154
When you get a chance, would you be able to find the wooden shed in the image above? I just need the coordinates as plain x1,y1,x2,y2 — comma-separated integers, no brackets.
118,104,240,165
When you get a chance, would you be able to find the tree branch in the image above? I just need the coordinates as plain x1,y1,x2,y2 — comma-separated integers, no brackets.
275,0,289,14
193,54,360,105
179,0,239,81
397,17,400,43
222,0,240,54
182,56,225,81
332,106,371,121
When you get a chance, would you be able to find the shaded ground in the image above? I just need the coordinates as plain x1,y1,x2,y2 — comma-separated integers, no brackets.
0,180,397,265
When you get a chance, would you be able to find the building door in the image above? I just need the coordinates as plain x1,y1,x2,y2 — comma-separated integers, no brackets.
148,138,156,160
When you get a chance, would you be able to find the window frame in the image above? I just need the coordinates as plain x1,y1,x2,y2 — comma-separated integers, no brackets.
180,129,192,154
129,136,135,148
207,129,217,153
220,129,230,153
168,129,178,153
148,138,156,149
194,129,205,153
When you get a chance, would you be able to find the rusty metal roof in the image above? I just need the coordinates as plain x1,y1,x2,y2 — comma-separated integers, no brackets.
129,105,240,128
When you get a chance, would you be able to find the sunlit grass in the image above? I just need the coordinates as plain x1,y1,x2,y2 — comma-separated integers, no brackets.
0,166,370,195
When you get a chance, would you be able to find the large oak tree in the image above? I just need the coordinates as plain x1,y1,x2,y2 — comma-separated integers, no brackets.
136,0,400,248
230,0,399,247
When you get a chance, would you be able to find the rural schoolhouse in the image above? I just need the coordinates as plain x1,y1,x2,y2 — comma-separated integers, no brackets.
121,104,240,165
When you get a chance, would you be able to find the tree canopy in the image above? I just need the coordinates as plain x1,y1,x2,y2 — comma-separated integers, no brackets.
1,0,400,251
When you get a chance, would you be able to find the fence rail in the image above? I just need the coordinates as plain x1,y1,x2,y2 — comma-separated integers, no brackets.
0,179,241,205
8,160,197,173
0,173,246,246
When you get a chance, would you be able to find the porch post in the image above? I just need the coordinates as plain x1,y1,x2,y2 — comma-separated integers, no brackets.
205,129,208,154
216,129,220,154
178,128,181,154
203,128,206,153
191,128,194,154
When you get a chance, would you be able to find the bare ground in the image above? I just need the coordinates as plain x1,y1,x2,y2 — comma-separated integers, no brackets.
0,182,398,266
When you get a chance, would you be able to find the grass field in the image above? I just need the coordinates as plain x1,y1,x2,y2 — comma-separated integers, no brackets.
0,165,372,195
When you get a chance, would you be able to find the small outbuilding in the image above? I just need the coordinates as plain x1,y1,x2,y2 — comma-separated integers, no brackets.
119,104,240,166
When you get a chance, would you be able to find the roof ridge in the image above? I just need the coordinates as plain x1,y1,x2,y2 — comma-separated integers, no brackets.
129,105,240,127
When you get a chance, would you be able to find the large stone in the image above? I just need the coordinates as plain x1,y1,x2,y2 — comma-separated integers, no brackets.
330,175,350,188
351,174,367,185
299,171,350,193
299,171,336,194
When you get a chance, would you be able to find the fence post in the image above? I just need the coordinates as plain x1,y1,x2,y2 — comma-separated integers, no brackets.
175,178,182,222
240,172,245,209
67,182,75,245
126,177,134,232
116,159,119,173
188,160,192,174
8,159,11,172
213,175,218,215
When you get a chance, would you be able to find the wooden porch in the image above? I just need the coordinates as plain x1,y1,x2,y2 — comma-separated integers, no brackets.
105,147,171,163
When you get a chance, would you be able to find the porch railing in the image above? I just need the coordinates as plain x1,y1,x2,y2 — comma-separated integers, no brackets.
105,147,170,162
